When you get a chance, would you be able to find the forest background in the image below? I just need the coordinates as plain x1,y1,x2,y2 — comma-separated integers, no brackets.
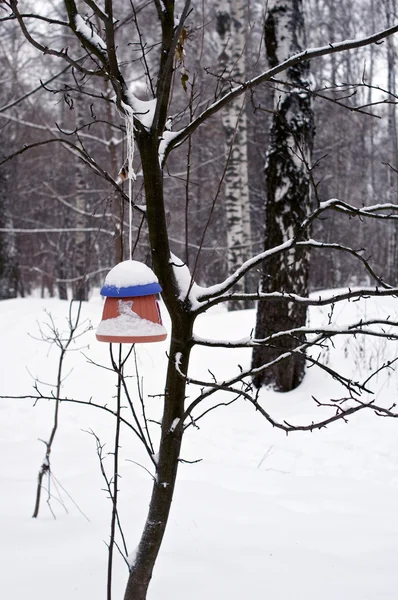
2,0,398,301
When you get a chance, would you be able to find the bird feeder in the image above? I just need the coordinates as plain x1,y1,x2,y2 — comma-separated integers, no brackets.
96,260,167,344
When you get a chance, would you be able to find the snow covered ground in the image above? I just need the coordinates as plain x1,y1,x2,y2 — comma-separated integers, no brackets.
1,293,398,599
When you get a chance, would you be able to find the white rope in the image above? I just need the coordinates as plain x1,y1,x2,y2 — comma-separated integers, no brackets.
124,107,136,260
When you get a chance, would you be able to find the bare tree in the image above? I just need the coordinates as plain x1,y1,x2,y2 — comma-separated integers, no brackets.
3,2,398,600
32,301,88,518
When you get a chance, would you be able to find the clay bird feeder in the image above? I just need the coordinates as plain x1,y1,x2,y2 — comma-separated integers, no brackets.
96,260,167,344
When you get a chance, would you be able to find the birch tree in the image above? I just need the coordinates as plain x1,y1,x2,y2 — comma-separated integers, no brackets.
72,99,90,301
216,0,252,308
252,0,315,391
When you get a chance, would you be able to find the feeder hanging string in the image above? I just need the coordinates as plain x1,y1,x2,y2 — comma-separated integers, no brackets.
125,108,136,260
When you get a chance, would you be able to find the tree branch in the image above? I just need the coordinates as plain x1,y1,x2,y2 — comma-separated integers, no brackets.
8,0,105,76
164,22,398,158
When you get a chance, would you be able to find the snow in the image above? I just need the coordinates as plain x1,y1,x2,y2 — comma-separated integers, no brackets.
159,130,180,166
170,253,203,309
123,96,157,130
96,300,167,337
127,548,137,568
170,418,180,433
74,15,107,55
103,260,158,288
2,294,398,599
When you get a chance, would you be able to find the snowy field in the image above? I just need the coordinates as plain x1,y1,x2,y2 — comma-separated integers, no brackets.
1,293,398,599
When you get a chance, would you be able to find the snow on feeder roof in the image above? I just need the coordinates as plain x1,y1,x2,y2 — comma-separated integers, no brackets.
100,259,162,298
96,260,167,344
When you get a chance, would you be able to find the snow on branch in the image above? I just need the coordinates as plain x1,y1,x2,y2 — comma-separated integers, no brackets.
192,318,398,349
169,253,204,309
198,287,398,313
318,198,398,219
124,96,157,131
194,239,293,303
297,239,389,288
177,306,398,413
177,343,398,435
74,14,107,56
194,199,398,307
180,368,398,434
159,130,180,166
8,0,104,77
178,336,368,401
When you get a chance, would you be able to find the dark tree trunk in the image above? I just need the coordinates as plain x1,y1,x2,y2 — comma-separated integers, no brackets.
72,98,89,302
0,172,18,300
56,254,69,301
252,0,315,391
123,127,194,600
123,320,192,600
385,0,398,285
123,1,194,583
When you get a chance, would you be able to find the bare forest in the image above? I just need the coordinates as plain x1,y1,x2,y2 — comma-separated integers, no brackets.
2,1,398,300
2,1,398,600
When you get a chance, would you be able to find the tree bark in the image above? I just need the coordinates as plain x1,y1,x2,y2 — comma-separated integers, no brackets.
123,130,194,600
72,98,89,301
216,0,252,309
123,5,194,595
0,172,18,300
384,0,398,285
252,0,314,391
123,320,192,600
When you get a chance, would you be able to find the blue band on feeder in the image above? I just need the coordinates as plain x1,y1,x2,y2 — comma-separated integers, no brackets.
101,281,162,298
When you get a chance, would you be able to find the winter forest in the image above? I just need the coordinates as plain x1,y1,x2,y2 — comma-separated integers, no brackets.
3,1,398,599
2,0,398,302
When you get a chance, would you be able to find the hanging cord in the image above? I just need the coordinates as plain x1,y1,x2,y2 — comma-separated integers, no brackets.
124,107,136,260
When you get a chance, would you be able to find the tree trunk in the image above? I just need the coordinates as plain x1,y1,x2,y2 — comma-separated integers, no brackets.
252,0,314,391
56,76,70,301
385,0,398,285
123,128,194,599
0,172,18,300
123,320,192,600
72,99,89,301
216,0,252,310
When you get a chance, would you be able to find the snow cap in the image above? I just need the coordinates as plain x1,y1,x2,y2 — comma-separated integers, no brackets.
100,260,162,298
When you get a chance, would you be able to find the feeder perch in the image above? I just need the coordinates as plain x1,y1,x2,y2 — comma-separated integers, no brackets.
96,260,167,344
